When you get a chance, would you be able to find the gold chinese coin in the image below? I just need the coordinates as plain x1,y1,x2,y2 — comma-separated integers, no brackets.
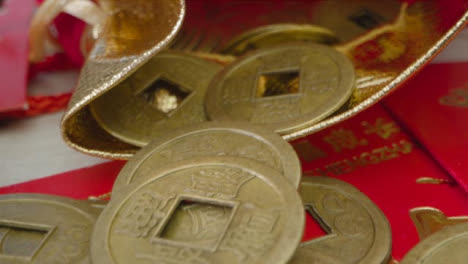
410,207,468,240
400,222,468,264
91,157,305,264
113,121,302,191
205,43,355,135
290,176,392,264
90,51,223,147
0,194,102,264
221,23,339,56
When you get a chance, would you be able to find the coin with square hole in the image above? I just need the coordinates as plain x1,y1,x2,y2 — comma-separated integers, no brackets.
112,121,302,192
205,43,355,135
92,157,305,264
289,176,392,264
90,51,223,147
0,194,102,264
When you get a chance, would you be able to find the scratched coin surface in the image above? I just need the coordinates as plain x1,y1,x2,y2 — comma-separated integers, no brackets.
290,176,392,264
221,24,339,56
400,222,468,264
90,51,223,147
113,121,301,192
0,194,102,264
205,43,355,135
92,157,305,264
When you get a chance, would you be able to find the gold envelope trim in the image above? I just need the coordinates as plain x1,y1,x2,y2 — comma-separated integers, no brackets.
286,6,468,141
61,0,186,159
60,2,468,159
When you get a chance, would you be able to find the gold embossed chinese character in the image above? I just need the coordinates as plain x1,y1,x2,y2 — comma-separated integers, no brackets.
186,168,253,199
113,122,302,192
117,192,175,238
362,118,400,139
221,210,278,261
439,87,468,108
324,128,368,152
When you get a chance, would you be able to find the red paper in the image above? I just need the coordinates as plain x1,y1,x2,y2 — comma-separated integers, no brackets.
0,0,36,112
0,161,125,199
384,63,468,192
293,104,468,260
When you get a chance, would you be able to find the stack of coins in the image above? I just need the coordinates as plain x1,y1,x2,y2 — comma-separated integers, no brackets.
3,21,467,264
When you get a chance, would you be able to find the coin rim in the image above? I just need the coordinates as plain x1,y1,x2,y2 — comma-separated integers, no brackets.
297,176,392,264
112,121,302,191
205,43,355,135
400,221,468,264
0,194,101,263
91,156,305,264
221,23,339,55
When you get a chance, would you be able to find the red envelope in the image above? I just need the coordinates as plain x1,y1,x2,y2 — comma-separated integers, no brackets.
384,63,468,192
0,161,125,199
0,0,36,112
293,103,468,260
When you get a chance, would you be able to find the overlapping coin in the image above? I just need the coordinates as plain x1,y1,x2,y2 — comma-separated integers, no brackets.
92,157,305,264
0,194,102,263
400,222,468,264
290,176,392,264
221,24,339,56
205,43,355,135
58,0,187,159
90,51,223,147
113,121,302,191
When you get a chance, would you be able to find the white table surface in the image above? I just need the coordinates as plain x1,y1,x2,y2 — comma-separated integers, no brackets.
1,28,467,188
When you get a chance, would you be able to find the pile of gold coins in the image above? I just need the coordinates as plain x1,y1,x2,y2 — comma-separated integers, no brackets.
2,22,467,264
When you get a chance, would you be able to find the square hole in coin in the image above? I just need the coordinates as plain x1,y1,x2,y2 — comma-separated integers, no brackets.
0,223,52,259
302,205,330,241
140,78,191,115
349,8,385,30
256,70,300,98
157,199,235,250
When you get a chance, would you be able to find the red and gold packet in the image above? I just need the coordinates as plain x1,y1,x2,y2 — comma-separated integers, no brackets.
60,0,468,159
0,0,36,112
384,63,468,192
293,103,468,261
